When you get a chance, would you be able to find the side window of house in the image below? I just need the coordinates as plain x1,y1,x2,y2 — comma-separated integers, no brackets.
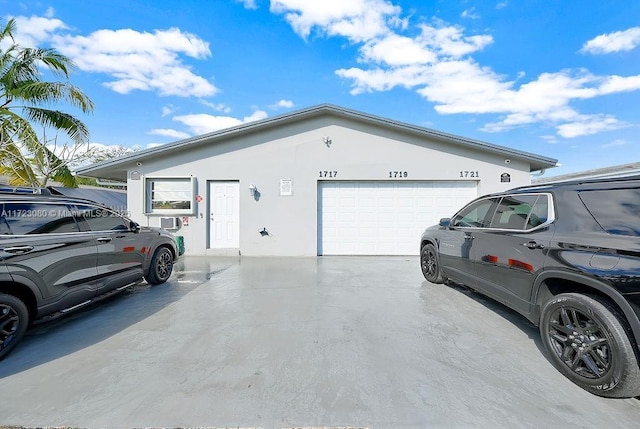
451,198,498,228
0,203,79,235
489,195,540,230
75,205,129,231
579,189,640,236
146,178,193,213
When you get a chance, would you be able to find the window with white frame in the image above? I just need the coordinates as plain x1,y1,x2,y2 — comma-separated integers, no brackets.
145,177,195,214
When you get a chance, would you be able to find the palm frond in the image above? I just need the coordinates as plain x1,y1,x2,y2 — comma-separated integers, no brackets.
24,107,90,144
0,141,38,186
0,17,93,187
0,110,40,149
0,19,16,44
9,81,94,113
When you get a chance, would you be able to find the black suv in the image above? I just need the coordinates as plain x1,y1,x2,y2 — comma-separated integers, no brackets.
0,189,179,360
420,176,640,398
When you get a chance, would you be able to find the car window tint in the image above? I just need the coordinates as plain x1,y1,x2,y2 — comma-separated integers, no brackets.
451,198,498,228
527,195,549,228
75,205,129,231
489,195,539,230
579,189,640,236
0,203,78,234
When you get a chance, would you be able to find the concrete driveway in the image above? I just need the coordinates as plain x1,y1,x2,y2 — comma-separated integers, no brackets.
1,256,639,428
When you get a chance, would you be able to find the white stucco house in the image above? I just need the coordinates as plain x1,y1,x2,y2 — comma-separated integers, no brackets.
76,104,558,256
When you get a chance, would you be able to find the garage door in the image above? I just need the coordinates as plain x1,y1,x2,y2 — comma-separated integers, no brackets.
318,181,477,255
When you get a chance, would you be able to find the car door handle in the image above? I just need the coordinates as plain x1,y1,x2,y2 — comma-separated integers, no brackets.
464,233,475,240
523,241,544,249
96,237,113,244
3,245,34,254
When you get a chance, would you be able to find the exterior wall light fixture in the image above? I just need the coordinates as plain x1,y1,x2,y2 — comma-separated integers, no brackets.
323,136,332,147
249,184,257,196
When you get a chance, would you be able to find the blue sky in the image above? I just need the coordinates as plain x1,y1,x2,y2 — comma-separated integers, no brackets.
3,0,640,178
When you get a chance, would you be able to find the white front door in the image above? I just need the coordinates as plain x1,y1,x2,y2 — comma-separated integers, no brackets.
209,181,240,249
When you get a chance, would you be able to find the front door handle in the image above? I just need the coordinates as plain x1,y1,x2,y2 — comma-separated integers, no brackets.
464,233,475,240
96,237,113,244
523,241,544,249
3,245,34,254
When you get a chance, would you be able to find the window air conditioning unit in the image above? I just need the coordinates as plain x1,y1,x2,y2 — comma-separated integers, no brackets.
160,217,179,230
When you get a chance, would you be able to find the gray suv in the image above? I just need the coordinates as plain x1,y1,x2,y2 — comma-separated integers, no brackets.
0,189,179,359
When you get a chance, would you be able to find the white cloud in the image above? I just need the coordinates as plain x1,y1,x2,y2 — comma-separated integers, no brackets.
9,14,218,97
236,0,259,9
50,27,217,97
540,135,558,144
173,110,268,135
9,14,68,47
161,105,177,117
199,100,232,113
360,33,437,66
337,64,432,93
145,143,165,149
340,56,640,139
270,2,640,139
601,139,627,148
556,114,622,138
461,8,480,20
147,129,191,139
270,0,401,42
598,74,640,93
245,110,269,122
581,27,640,54
420,24,493,58
270,99,294,109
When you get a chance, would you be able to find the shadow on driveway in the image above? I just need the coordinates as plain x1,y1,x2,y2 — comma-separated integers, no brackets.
435,280,542,347
0,256,239,378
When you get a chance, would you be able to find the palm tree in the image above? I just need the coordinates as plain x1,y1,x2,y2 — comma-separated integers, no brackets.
0,18,94,187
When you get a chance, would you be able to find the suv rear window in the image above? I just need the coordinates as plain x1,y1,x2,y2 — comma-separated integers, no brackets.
0,203,79,235
488,194,549,230
579,189,640,236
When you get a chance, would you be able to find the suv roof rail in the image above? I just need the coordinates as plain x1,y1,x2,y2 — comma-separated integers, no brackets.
512,174,640,192
0,185,52,195
562,174,640,186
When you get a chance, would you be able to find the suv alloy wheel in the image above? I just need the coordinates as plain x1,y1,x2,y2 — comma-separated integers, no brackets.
0,293,29,360
540,293,640,398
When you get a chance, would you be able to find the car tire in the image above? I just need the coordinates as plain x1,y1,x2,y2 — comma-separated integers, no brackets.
0,293,29,360
421,243,444,284
145,246,174,285
539,293,640,398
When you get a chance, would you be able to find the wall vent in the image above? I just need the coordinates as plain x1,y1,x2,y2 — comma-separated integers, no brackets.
160,217,179,230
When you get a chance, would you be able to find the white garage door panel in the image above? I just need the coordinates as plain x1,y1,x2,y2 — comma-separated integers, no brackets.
318,181,477,256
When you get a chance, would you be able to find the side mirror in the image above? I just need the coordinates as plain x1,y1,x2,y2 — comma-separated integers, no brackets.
439,218,451,227
130,221,141,233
